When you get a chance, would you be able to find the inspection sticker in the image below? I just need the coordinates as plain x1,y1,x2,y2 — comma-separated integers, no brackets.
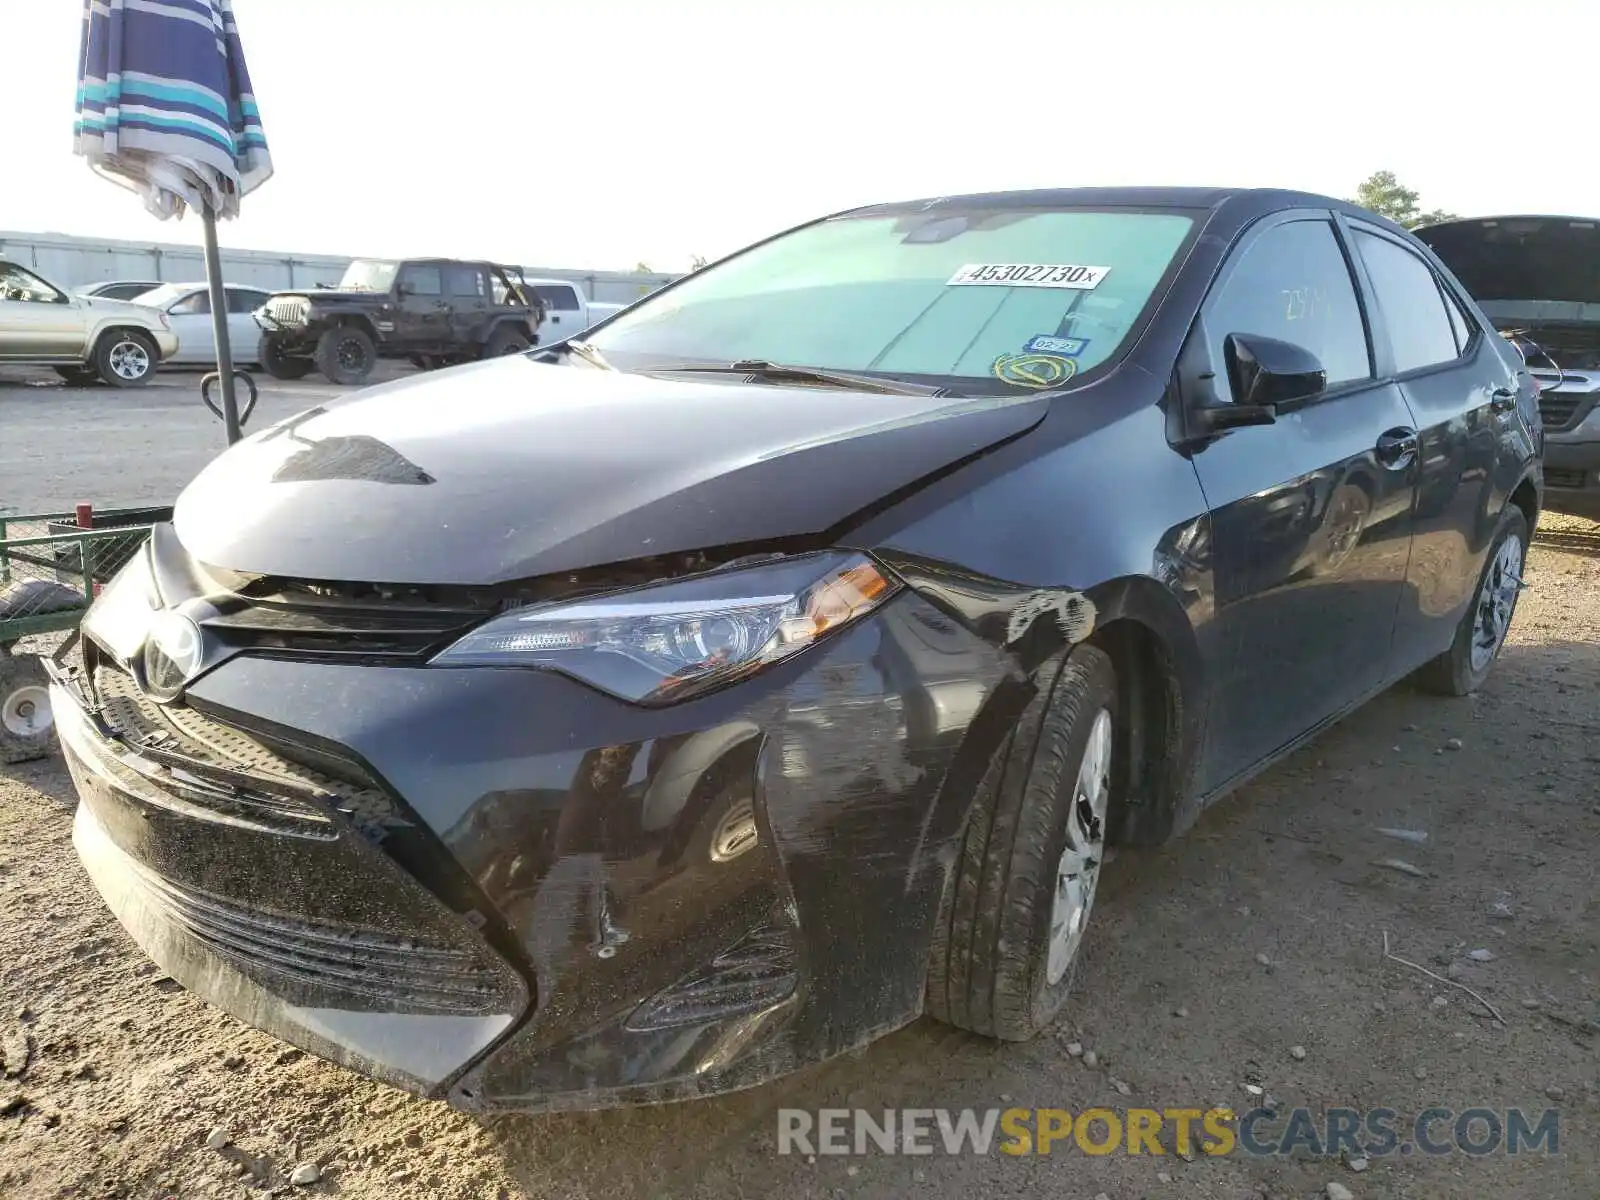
947,263,1110,289
1024,334,1089,357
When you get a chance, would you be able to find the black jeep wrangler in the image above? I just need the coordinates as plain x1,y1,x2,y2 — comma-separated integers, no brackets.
253,258,546,385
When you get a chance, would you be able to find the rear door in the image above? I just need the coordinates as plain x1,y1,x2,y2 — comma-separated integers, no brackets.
1180,212,1420,793
1344,220,1525,669
445,264,490,346
226,287,272,363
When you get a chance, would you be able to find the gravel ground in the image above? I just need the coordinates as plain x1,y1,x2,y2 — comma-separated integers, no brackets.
1,375,1597,1198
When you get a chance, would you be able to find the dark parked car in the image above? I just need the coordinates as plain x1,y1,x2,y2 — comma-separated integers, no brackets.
1415,215,1600,518
50,187,1540,1114
253,257,545,385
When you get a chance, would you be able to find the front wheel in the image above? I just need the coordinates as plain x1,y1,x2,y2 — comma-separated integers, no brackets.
258,336,314,380
0,651,55,765
93,329,157,387
314,325,376,385
1417,505,1529,696
927,644,1117,1041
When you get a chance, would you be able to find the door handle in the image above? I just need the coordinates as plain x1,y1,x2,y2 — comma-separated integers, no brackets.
1375,427,1419,471
1490,386,1517,414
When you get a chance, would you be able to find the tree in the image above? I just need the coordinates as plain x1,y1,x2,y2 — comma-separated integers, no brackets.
689,254,709,271
633,261,654,275
1348,171,1458,229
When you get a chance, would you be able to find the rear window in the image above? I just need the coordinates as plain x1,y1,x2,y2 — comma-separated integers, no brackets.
587,205,1198,394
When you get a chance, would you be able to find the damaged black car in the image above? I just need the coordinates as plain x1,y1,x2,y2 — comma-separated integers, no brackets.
51,187,1541,1113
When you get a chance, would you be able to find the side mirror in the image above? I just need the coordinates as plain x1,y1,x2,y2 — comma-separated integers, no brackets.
1190,334,1326,436
1226,332,1326,408
396,282,413,297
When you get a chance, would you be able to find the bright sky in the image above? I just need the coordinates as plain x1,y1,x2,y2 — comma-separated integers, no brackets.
3,0,1594,273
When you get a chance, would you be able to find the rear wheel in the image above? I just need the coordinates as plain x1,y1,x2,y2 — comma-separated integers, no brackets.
258,336,314,380
0,651,55,765
927,644,1117,1040
1417,505,1529,696
93,329,157,387
314,325,376,385
484,325,531,358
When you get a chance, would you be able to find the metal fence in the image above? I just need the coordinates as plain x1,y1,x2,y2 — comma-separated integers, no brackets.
0,230,679,305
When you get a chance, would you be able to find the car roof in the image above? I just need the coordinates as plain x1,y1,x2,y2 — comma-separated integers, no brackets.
848,185,1403,230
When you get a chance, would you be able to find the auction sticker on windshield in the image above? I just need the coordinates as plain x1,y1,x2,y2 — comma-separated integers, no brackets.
947,263,1110,289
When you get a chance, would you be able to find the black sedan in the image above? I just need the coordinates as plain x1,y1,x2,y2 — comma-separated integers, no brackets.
50,186,1541,1113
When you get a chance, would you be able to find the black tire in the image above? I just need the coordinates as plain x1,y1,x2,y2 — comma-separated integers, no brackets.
52,365,100,386
258,336,314,380
0,651,56,765
483,325,531,358
1416,505,1529,696
314,325,377,386
927,643,1118,1041
92,329,158,388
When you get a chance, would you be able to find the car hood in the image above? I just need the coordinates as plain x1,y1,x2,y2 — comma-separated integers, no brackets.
273,289,387,305
82,295,163,319
173,356,1048,585
1417,215,1600,307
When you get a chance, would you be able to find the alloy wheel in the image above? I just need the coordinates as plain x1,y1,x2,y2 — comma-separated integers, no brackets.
1047,707,1112,985
1470,534,1523,672
108,339,150,380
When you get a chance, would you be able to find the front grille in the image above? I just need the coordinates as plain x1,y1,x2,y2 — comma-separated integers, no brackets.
268,296,309,325
1544,467,1590,490
120,851,508,1014
1538,392,1585,432
93,663,400,835
200,578,491,661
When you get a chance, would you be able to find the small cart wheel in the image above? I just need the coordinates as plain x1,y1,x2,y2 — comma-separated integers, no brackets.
0,650,55,765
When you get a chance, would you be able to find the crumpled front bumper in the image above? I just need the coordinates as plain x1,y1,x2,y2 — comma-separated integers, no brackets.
58,590,1020,1112
51,665,529,1098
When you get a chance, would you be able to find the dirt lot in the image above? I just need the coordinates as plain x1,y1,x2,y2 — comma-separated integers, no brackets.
1,376,1596,1198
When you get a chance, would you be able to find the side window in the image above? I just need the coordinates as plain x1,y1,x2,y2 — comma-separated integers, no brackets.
535,284,580,312
400,265,442,296
446,266,486,298
1352,231,1459,373
226,289,269,313
1439,283,1476,354
0,265,64,304
1206,219,1372,400
170,291,210,315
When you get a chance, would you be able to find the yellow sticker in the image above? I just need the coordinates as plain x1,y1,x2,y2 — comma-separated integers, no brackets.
992,352,1077,389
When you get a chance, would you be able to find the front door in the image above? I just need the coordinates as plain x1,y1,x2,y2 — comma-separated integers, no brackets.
534,283,582,342
1180,212,1420,794
164,289,214,363
0,265,84,359
226,287,272,364
394,263,448,352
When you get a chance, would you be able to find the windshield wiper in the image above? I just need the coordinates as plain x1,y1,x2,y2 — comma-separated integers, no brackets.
564,339,615,371
657,359,944,397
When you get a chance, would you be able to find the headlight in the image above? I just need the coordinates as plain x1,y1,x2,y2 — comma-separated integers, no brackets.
430,552,899,705
81,546,160,667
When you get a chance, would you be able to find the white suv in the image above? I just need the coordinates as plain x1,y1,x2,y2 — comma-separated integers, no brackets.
0,260,179,386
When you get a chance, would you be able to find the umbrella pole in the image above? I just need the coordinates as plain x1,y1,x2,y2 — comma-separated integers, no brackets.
200,202,242,445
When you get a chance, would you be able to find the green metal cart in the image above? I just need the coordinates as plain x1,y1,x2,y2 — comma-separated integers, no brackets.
0,505,170,763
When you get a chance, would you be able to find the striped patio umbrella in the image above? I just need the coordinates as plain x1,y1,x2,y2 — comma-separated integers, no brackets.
73,0,273,443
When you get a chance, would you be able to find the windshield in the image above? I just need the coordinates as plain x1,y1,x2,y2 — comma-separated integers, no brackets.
585,204,1197,393
338,259,400,292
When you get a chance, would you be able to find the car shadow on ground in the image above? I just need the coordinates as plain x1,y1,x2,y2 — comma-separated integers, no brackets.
477,637,1598,1200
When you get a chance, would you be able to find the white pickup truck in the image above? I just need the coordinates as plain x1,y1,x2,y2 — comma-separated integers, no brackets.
521,278,627,343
